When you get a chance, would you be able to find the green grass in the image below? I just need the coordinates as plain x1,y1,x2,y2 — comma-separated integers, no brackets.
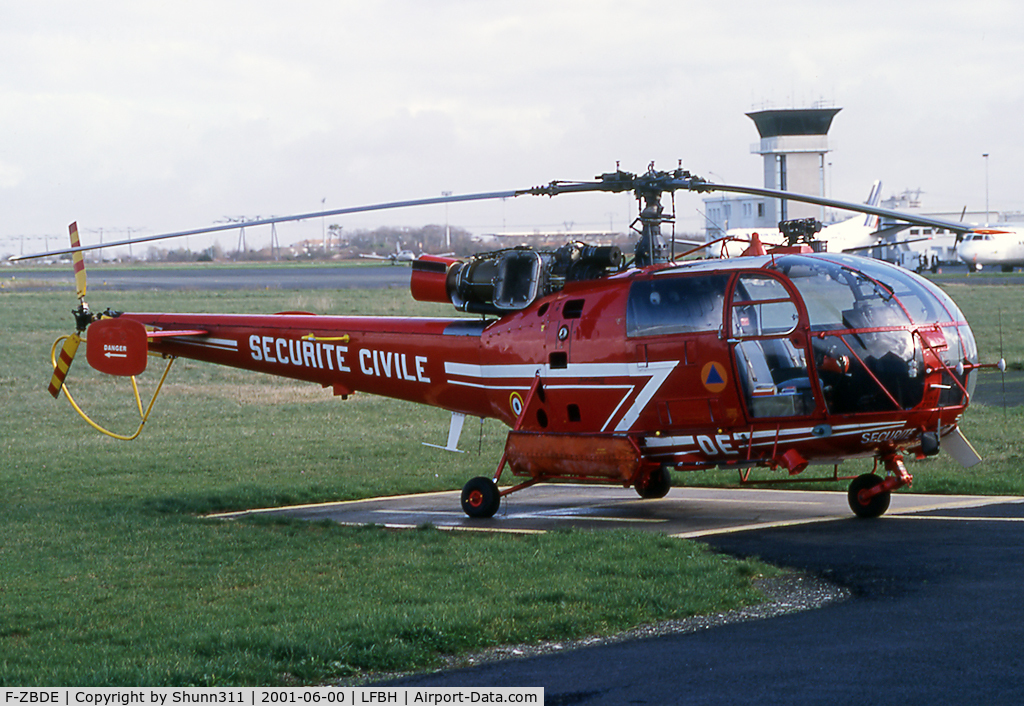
0,287,774,686
939,281,1024,370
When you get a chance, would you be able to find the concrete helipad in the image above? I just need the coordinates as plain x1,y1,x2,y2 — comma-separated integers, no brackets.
210,486,1023,538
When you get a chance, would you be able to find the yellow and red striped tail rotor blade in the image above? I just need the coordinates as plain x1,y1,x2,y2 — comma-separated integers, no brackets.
48,333,82,398
69,221,87,300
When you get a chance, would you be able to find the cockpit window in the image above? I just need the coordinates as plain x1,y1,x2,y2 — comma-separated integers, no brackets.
729,274,813,417
627,274,729,337
769,254,974,412
821,253,958,325
769,256,911,331
731,274,799,337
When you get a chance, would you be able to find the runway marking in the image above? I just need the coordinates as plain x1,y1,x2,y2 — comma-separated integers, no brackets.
890,515,1024,523
516,514,667,523
670,515,849,539
888,496,1024,515
331,520,545,535
206,490,1024,539
206,490,459,519
668,496,825,506
373,509,463,517
672,498,1024,538
369,508,665,523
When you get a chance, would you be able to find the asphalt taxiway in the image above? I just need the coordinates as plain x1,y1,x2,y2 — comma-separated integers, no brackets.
211,485,1024,704
384,499,1024,705
217,486,1024,703
211,485,1020,539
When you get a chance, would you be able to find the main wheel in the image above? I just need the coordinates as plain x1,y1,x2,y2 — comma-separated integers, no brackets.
635,464,672,499
461,476,501,518
848,473,891,518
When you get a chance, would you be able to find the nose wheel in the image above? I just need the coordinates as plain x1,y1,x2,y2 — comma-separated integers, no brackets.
848,455,912,518
848,473,891,518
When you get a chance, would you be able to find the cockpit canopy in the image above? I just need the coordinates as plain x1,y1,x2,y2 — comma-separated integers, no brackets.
627,253,977,418
772,253,977,412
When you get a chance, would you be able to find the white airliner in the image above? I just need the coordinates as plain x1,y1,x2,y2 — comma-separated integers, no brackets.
701,180,1015,270
956,228,1024,271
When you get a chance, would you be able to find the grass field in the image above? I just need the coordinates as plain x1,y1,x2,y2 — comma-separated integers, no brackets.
1,276,1021,686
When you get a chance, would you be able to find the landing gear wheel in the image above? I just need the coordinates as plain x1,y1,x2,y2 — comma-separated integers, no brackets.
636,464,672,499
461,476,501,518
848,473,891,518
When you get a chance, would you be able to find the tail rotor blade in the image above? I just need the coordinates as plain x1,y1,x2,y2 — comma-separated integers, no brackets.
48,333,82,398
69,222,87,300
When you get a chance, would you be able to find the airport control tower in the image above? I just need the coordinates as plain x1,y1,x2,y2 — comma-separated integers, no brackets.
748,106,841,223
703,105,841,239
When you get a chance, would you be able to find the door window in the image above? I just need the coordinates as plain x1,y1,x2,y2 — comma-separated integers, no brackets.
731,275,815,418
627,274,730,337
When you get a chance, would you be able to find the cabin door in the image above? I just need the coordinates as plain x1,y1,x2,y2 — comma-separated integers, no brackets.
729,274,817,420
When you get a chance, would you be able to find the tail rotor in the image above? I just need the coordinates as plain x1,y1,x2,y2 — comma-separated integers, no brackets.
47,222,94,398
70,221,87,302
48,333,82,398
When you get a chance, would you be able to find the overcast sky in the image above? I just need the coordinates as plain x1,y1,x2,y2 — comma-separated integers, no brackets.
2,0,1022,256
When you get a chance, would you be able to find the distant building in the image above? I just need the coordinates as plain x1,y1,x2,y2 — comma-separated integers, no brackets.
705,105,840,240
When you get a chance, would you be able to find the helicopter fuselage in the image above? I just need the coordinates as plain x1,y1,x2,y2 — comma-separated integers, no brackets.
120,251,978,489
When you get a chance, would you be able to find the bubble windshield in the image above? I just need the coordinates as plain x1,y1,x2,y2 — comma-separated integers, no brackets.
769,254,976,413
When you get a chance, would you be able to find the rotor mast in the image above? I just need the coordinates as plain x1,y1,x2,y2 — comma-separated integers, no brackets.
519,163,707,267
632,165,673,266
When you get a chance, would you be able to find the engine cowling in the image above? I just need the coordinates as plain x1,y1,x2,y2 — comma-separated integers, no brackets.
410,244,622,315
410,255,460,304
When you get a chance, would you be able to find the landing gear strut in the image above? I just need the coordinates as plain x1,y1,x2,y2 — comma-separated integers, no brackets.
848,454,912,518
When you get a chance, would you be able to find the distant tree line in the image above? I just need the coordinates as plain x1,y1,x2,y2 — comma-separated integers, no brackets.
344,224,476,256
138,222,672,264
144,224,479,262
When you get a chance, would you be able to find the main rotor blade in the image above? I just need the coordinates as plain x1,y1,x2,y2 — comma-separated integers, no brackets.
520,171,976,234
12,168,977,263
841,236,932,253
693,181,973,235
10,189,521,262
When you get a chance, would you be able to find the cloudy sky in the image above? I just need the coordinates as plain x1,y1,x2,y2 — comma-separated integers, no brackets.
2,0,1022,256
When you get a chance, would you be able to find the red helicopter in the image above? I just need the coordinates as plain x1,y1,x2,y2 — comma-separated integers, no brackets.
26,166,999,519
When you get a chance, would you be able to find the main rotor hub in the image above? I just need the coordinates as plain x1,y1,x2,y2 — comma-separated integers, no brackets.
522,164,708,268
